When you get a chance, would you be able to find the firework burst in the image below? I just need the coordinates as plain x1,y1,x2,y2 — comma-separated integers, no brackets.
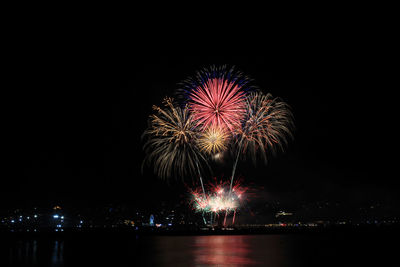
197,126,229,155
179,65,252,133
142,97,207,180
190,180,247,213
238,91,294,163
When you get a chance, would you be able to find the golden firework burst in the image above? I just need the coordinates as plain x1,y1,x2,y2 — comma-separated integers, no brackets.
142,97,207,180
197,126,229,155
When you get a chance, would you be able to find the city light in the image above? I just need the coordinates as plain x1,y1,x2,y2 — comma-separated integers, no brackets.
2,203,398,233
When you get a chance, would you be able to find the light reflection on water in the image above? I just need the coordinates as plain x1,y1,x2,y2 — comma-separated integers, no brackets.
153,235,292,266
7,240,38,266
192,235,257,265
3,235,292,266
1,233,394,266
51,240,64,266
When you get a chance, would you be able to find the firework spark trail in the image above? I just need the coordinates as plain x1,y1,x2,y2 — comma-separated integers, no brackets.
225,140,244,226
223,212,228,227
179,66,252,133
229,139,244,195
228,92,294,195
195,161,207,225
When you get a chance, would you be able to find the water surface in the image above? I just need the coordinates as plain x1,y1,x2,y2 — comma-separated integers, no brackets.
1,232,397,266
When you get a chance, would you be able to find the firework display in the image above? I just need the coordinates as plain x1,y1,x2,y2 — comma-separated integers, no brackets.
142,66,294,226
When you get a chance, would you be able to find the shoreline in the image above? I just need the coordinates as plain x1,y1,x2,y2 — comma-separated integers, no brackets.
1,224,400,238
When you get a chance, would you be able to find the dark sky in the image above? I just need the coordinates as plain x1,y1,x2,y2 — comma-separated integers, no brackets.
3,25,397,211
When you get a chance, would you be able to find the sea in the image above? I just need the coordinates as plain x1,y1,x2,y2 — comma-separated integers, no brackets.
0,230,398,266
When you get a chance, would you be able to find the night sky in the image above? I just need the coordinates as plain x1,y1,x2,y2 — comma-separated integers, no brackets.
3,30,397,212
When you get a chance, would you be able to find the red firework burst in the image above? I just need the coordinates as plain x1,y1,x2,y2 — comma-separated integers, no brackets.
183,66,251,133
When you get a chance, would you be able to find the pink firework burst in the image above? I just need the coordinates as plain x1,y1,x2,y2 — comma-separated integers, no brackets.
181,66,252,133
189,179,249,213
